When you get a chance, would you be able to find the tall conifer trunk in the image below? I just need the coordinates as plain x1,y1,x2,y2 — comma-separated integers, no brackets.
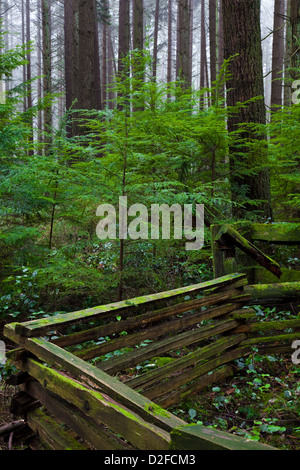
223,0,272,220
176,0,191,89
271,0,285,111
42,0,52,153
64,0,101,137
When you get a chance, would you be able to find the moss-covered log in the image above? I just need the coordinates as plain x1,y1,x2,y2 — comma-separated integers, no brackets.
250,223,300,244
170,423,277,450
245,281,300,304
215,224,282,278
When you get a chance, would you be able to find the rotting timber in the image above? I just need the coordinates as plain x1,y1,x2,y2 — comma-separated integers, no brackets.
211,222,300,305
3,271,299,450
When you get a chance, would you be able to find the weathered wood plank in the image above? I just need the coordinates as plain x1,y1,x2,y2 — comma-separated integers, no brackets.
156,366,234,408
99,319,240,375
142,342,249,401
245,282,300,305
211,224,227,277
18,357,170,450
170,423,277,450
250,223,300,244
0,420,26,437
215,224,282,278
26,408,89,450
4,324,185,433
54,288,241,349
251,267,300,284
203,276,248,295
75,298,248,361
13,274,247,337
128,335,246,393
232,318,300,334
241,332,300,346
23,379,133,450
230,308,256,320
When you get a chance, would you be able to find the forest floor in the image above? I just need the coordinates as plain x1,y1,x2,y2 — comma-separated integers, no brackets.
168,351,300,450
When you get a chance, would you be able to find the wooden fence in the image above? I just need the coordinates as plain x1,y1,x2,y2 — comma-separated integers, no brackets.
211,222,300,305
4,272,297,450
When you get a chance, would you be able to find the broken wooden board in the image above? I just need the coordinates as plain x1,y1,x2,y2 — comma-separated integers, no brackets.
215,224,282,278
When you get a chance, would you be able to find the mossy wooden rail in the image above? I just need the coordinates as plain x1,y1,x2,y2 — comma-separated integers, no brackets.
211,222,300,305
4,272,297,450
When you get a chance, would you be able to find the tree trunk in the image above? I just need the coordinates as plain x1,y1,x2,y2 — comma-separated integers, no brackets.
78,0,102,111
107,20,116,109
189,0,193,86
223,0,272,220
209,0,217,93
21,0,26,112
37,0,43,142
284,0,292,106
176,0,191,89
167,0,172,98
132,0,144,110
290,0,300,81
26,0,33,154
217,0,224,99
64,0,102,137
152,0,160,81
117,0,130,109
199,0,207,107
101,0,108,106
118,0,130,76
270,0,285,111
42,0,52,152
64,0,78,125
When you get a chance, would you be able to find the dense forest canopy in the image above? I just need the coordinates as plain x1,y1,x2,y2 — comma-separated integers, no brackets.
0,0,298,319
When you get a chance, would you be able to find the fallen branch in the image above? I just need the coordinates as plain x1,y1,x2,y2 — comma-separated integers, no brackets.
0,420,25,437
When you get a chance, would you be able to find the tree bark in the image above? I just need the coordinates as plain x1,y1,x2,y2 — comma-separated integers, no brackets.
223,0,272,220
176,0,191,89
101,0,108,106
26,0,33,154
21,0,26,112
217,0,224,99
118,0,130,77
199,0,207,107
107,20,116,109
152,0,160,81
290,0,300,80
42,0,52,152
167,0,172,98
209,0,217,90
270,0,285,111
64,0,102,137
37,0,43,141
132,0,144,110
64,0,78,116
117,0,130,109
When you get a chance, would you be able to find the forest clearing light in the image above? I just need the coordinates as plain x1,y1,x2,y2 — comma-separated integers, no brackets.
96,197,204,251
